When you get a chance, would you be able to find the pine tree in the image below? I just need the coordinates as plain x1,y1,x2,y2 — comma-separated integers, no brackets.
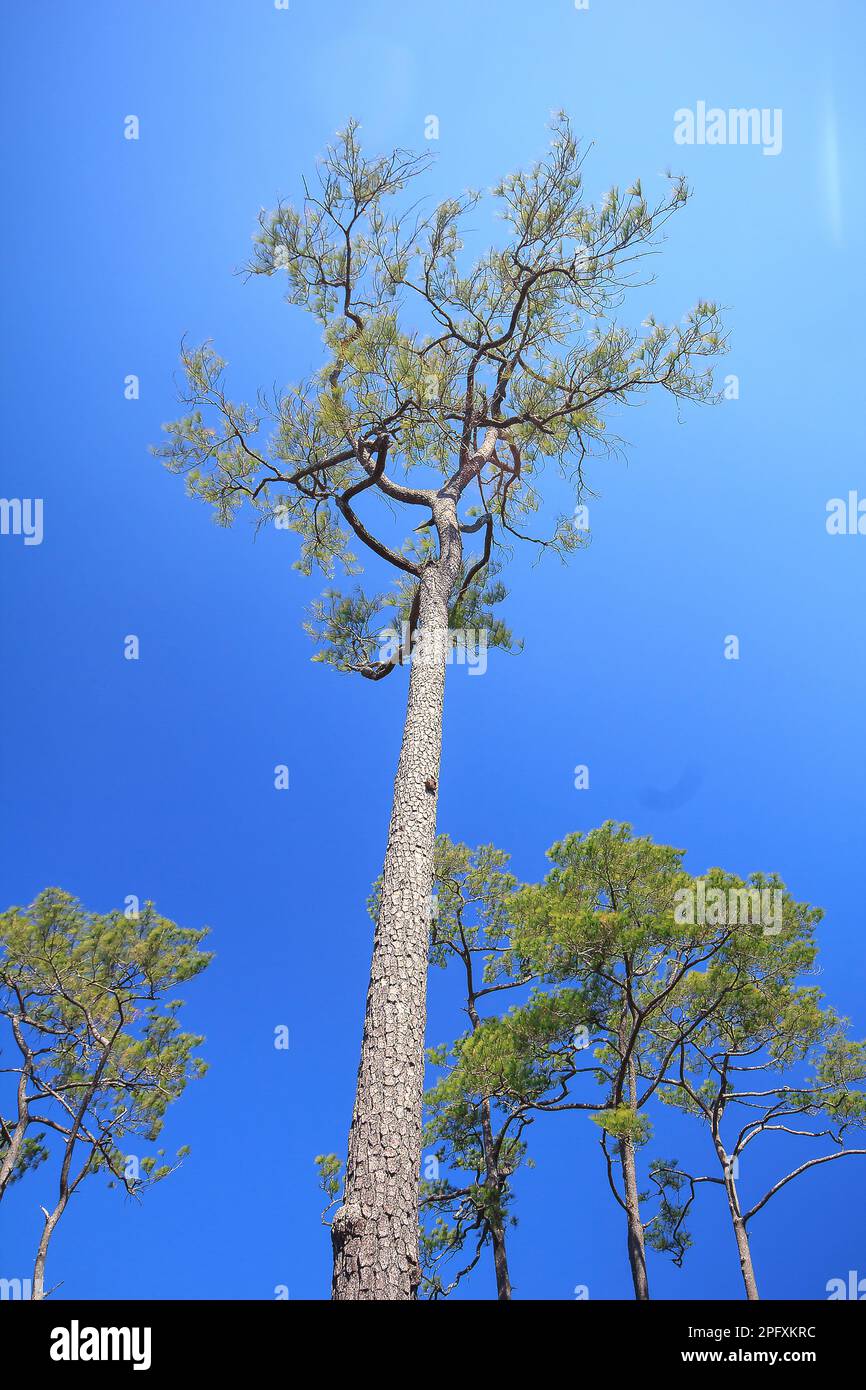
421,836,527,1298
0,890,211,1299
501,823,744,1297
648,872,866,1298
154,117,725,1299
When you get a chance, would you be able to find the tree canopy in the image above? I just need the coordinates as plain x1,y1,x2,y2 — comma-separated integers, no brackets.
0,889,212,1297
154,113,725,678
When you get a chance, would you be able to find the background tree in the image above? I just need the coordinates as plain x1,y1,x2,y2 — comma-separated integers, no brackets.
420,1055,527,1300
648,876,866,1298
155,115,725,1299
423,986,604,1299
499,822,740,1298
0,889,211,1299
421,835,526,1299
422,824,719,1298
319,829,866,1301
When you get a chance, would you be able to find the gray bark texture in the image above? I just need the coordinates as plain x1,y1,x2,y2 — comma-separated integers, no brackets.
725,1171,760,1300
0,1063,30,1202
617,1020,649,1300
32,1201,65,1300
619,1134,650,1301
332,498,463,1300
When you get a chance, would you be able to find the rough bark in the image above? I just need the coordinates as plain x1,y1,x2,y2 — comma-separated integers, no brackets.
618,1020,649,1300
0,1060,30,1202
332,505,461,1300
32,1199,66,1300
619,1133,650,1301
490,1219,512,1301
724,1168,760,1300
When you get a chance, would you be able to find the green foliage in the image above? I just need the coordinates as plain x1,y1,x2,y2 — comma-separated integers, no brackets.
418,838,532,1296
429,833,519,970
590,1105,652,1146
153,115,725,680
433,989,594,1108
809,1035,866,1123
503,821,694,984
0,1128,47,1184
0,889,212,1201
422,821,866,1295
315,1152,343,1208
303,555,520,679
643,1159,695,1266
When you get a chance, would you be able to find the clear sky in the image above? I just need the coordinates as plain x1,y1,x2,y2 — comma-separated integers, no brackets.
2,0,864,1300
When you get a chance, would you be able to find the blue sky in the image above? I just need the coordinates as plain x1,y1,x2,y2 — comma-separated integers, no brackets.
1,0,864,1299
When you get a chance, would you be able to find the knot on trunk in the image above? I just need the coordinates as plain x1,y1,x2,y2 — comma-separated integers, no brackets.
424,775,437,794
331,1201,364,1250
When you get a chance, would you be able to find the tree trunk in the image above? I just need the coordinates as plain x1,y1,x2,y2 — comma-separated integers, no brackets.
732,1215,759,1300
480,1094,512,1300
618,1134,650,1300
32,1198,66,1300
466,933,513,1300
618,1021,649,1300
332,553,457,1300
0,1058,31,1202
490,1219,512,1301
31,1056,106,1300
724,1170,759,1299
